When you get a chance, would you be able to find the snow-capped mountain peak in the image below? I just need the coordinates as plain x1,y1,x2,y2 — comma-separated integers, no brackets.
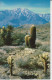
0,8,50,27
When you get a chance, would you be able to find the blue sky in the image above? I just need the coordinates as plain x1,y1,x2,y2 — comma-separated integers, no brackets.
0,0,50,14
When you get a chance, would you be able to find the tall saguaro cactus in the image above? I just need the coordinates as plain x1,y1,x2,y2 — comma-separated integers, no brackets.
25,25,36,48
28,36,35,48
30,25,36,40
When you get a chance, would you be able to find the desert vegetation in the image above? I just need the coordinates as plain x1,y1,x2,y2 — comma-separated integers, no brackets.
25,25,36,48
0,23,50,79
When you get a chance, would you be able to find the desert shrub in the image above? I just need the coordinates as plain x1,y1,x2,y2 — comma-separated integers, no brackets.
12,33,25,45
36,30,50,42
0,37,4,46
16,58,30,69
0,58,7,65
0,54,7,65
39,44,50,52
33,49,43,57
3,48,15,53
19,46,25,50
0,30,4,46
16,56,33,69
7,25,13,32
36,42,42,48
16,55,43,70
18,72,38,79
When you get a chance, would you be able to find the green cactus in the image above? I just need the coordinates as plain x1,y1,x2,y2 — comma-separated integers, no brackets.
28,36,35,48
30,25,36,40
25,35,30,46
25,25,36,48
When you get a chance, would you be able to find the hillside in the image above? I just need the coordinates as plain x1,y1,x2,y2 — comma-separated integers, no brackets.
19,23,50,28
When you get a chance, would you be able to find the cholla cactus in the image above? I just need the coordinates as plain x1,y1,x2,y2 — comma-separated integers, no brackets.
1,26,13,45
7,56,14,75
2,26,5,28
1,26,6,34
40,52,49,73
1,27,7,44
1,29,3,34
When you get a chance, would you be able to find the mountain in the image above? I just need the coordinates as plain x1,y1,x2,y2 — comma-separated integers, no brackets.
38,14,50,22
0,8,50,27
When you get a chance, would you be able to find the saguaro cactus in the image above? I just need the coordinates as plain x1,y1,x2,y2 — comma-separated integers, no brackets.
25,35,30,46
25,25,36,48
30,25,36,40
28,36,35,48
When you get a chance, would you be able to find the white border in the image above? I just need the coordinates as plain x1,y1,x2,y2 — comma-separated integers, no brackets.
50,0,52,80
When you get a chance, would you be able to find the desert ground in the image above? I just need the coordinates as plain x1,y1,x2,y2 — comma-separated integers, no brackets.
0,23,50,79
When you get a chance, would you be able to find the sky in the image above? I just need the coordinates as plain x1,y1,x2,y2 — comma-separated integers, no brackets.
0,0,50,14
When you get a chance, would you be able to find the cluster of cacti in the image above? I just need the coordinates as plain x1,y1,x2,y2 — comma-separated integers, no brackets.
40,52,49,73
0,25,13,45
7,56,14,76
25,25,36,48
